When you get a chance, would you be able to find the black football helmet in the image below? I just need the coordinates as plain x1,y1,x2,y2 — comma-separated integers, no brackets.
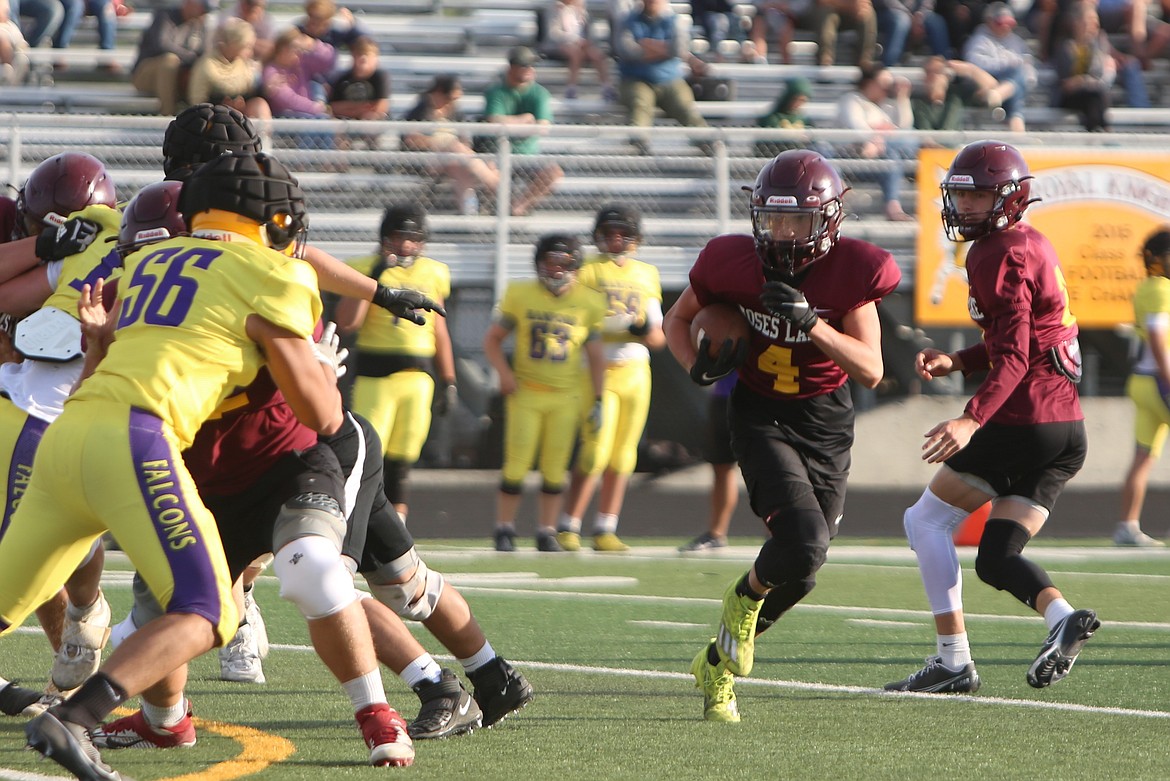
163,103,262,181
16,153,117,238
1142,226,1170,278
534,233,583,293
179,152,308,255
117,181,186,260
940,140,1036,242
379,203,428,266
747,150,847,278
593,203,641,257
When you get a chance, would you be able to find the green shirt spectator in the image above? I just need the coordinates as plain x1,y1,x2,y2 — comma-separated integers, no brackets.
483,46,555,155
755,76,812,157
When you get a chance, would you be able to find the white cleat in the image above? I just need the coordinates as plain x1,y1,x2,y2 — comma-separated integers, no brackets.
219,622,266,684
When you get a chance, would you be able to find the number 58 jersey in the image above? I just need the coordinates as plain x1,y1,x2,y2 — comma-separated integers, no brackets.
71,237,322,449
689,234,900,400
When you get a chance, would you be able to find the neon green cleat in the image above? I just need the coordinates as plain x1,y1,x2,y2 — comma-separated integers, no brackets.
592,532,630,552
715,575,763,676
556,531,581,551
691,642,739,722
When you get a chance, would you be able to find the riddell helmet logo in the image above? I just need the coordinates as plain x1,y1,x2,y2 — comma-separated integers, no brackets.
765,195,798,206
134,227,172,242
948,175,975,185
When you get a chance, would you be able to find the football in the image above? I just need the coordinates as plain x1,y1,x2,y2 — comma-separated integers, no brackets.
690,302,751,358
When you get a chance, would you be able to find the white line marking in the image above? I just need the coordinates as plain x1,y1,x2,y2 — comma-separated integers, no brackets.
848,619,923,628
0,769,74,780
629,620,707,629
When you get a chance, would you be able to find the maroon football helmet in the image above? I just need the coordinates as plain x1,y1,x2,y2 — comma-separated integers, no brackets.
16,153,117,238
117,181,186,260
940,140,1036,241
747,150,848,278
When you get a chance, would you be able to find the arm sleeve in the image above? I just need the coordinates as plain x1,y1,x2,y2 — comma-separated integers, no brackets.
962,256,1032,424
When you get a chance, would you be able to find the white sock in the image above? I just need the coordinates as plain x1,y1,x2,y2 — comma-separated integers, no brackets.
342,670,387,711
1044,598,1075,631
143,698,188,729
399,654,442,689
937,633,972,669
592,513,619,535
558,513,581,534
459,641,497,674
66,593,101,620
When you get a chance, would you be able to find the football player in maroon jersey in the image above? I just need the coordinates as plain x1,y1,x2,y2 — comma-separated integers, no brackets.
885,140,1098,695
663,149,901,722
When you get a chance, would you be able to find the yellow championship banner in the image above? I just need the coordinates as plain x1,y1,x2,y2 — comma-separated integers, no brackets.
915,149,1170,327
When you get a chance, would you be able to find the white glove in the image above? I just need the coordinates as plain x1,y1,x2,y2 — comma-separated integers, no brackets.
313,321,350,378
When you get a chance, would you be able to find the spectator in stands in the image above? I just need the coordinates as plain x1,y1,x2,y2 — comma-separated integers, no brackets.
481,46,563,216
52,0,118,69
221,0,275,60
188,17,271,123
402,74,501,215
875,0,916,65
613,0,711,154
835,63,915,221
746,0,810,64
961,2,1035,133
132,0,217,116
1050,1,1127,130
263,28,332,117
539,0,615,101
329,35,390,120
912,55,1016,130
1046,0,1150,105
0,0,29,86
809,0,878,66
11,0,63,48
754,75,815,156
296,0,365,55
690,0,749,62
929,0,989,57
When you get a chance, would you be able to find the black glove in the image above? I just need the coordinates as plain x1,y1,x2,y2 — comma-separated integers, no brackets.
587,396,603,431
36,217,100,262
689,336,747,386
434,383,458,416
628,318,651,337
760,279,818,334
372,285,446,325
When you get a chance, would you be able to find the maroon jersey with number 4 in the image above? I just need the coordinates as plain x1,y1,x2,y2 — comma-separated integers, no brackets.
689,234,900,400
954,222,1082,426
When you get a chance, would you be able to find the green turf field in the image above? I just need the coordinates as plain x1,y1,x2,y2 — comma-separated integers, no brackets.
2,539,1167,781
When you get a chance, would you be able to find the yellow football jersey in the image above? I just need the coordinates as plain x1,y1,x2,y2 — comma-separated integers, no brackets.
42,203,123,318
345,254,451,357
71,237,322,449
580,253,662,318
498,280,606,390
1134,275,1170,348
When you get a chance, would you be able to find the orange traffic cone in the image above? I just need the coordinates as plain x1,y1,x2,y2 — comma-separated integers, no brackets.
953,502,990,547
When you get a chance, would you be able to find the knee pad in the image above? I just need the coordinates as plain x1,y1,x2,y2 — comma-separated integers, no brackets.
754,507,830,590
540,482,564,495
272,496,346,552
273,535,359,620
382,458,411,506
499,480,523,495
365,548,445,622
902,488,969,550
975,519,1053,609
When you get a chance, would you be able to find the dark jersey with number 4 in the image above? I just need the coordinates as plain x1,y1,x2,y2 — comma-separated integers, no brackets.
689,234,900,400
955,223,1082,426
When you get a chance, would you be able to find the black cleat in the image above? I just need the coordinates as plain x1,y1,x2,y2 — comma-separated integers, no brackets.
468,656,534,727
1027,608,1100,688
494,528,516,552
25,710,126,780
535,532,563,553
0,682,44,717
408,669,482,740
885,657,981,693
